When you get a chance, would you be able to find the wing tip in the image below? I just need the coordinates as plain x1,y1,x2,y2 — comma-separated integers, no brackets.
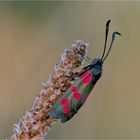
49,111,58,118
50,111,70,123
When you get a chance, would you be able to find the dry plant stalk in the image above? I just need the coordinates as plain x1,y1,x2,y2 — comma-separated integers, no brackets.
10,40,88,140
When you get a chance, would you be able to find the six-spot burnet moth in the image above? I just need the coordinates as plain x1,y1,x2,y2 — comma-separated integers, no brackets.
49,20,121,123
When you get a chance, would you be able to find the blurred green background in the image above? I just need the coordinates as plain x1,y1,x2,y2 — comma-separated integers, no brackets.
0,1,139,139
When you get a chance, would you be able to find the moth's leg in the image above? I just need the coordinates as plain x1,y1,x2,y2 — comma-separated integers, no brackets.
78,65,92,77
73,56,92,79
76,47,91,63
84,56,92,64
73,64,92,79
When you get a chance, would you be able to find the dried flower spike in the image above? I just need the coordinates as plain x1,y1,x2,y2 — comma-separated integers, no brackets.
10,40,88,140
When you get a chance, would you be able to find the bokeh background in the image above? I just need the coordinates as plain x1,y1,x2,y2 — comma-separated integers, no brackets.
0,1,139,139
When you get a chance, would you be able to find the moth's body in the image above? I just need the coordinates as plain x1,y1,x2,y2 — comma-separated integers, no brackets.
50,59,103,122
49,20,121,123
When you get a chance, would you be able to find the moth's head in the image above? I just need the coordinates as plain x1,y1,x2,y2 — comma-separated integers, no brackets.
92,58,103,67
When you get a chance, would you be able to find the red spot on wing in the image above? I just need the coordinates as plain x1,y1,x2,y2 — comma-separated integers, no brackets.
80,71,92,84
63,106,69,114
73,92,81,101
80,71,90,79
71,85,81,101
71,85,77,92
61,98,68,105
82,75,92,83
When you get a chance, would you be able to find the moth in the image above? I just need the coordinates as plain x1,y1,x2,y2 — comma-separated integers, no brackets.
50,20,121,123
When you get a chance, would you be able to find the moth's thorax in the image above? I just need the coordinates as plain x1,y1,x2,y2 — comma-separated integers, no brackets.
91,58,103,67
91,58,103,79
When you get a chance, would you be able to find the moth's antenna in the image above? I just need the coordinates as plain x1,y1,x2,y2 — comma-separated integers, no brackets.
101,20,111,60
102,31,121,62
